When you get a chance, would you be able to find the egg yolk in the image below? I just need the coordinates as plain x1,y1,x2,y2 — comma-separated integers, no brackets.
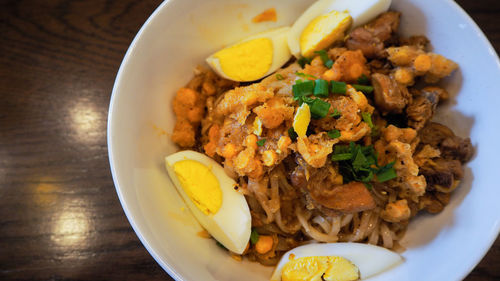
293,103,311,138
214,38,273,81
300,11,352,57
282,256,359,281
173,160,222,215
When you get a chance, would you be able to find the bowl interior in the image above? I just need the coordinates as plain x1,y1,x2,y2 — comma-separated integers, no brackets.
108,0,500,280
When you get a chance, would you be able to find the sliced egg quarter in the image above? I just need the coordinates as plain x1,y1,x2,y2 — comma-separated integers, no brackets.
270,243,403,281
165,150,251,254
288,0,392,58
206,26,292,82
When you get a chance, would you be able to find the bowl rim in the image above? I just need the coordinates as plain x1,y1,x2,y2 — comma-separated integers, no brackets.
107,1,184,280
107,1,500,280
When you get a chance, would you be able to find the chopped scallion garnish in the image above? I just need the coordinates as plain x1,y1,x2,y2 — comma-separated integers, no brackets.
293,80,315,100
250,229,260,244
361,112,374,128
331,153,353,161
276,73,284,80
327,129,341,139
357,74,370,85
331,81,347,94
376,162,397,182
310,99,331,119
330,108,341,119
216,240,227,250
288,127,298,141
313,79,329,97
325,59,334,69
314,50,334,68
353,84,374,94
315,50,329,63
331,142,397,187
256,139,266,147
297,57,312,68
295,72,317,79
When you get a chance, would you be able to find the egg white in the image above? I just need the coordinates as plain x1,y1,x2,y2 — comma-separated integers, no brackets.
288,0,392,57
206,26,292,82
165,150,251,254
270,242,403,280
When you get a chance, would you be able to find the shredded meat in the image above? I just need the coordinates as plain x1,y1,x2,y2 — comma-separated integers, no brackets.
440,136,474,162
406,88,440,130
346,11,401,59
399,35,430,48
420,159,463,191
419,122,473,162
422,86,450,101
372,73,411,113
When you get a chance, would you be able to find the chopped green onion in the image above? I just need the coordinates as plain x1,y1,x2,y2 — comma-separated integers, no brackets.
297,57,312,68
352,148,368,170
325,59,334,69
310,99,331,119
357,74,370,85
315,50,329,63
216,240,227,250
299,96,315,105
330,108,341,119
313,79,329,97
353,84,374,94
288,127,298,141
276,73,284,80
331,81,347,94
295,72,317,79
257,139,266,147
334,144,349,154
361,112,374,128
314,50,334,68
376,162,397,182
332,142,395,185
250,229,260,244
331,153,353,161
327,129,341,139
293,80,315,100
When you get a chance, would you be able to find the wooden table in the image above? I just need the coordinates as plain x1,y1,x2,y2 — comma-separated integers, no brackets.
0,0,498,280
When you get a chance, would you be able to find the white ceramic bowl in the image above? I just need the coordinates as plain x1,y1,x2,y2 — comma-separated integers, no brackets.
108,0,500,280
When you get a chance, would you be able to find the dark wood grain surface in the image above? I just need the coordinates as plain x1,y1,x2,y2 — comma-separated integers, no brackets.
0,0,498,280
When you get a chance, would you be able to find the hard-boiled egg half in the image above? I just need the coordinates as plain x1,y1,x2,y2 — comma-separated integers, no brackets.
288,0,392,57
165,150,251,254
206,27,292,82
270,243,403,281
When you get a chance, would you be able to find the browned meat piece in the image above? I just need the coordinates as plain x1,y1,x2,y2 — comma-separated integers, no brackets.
441,136,474,162
419,191,451,214
372,73,411,113
368,59,393,75
346,11,401,58
420,158,463,191
406,89,440,130
435,192,451,206
419,122,454,147
419,193,445,213
399,35,430,49
419,122,473,162
422,86,450,101
290,165,307,189
309,182,376,213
